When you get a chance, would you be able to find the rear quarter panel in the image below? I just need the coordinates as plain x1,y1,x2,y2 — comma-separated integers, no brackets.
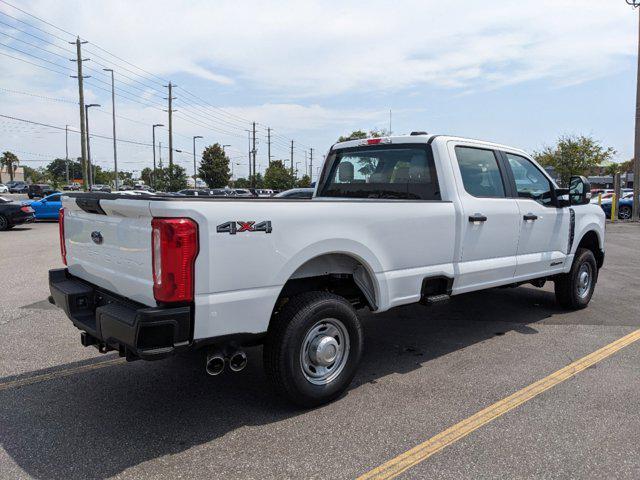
149,199,457,338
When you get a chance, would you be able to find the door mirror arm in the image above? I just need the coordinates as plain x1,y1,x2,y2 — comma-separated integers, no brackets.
553,188,570,208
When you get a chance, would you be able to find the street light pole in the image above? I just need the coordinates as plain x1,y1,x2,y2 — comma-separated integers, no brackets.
193,135,203,187
103,68,119,190
627,0,640,221
84,103,100,189
152,124,164,189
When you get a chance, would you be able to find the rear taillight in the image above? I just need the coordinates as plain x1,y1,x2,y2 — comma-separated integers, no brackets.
151,218,199,303
59,207,67,265
20,206,34,213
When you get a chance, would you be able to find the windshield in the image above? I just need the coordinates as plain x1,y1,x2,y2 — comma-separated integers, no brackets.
318,144,440,200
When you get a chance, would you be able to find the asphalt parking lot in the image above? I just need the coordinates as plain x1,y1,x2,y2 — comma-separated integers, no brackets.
1,221,639,479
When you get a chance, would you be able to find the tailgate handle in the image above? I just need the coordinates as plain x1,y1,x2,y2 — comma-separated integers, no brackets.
76,197,106,215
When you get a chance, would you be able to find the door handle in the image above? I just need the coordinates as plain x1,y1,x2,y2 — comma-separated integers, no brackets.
468,213,488,223
523,213,538,221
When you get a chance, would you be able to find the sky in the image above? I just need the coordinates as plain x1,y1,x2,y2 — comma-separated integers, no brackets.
0,0,638,181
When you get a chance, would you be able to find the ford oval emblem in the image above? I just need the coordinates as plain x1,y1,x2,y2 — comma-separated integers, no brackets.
91,231,103,245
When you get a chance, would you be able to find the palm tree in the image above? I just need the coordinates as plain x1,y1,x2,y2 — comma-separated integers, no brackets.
1,151,19,182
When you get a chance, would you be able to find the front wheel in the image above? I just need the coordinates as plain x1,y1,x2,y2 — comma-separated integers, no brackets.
263,291,363,407
619,205,632,220
0,215,9,231
554,248,597,310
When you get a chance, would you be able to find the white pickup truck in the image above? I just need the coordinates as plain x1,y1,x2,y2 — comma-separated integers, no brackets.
49,133,605,406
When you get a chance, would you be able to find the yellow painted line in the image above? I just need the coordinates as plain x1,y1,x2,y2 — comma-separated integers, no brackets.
358,328,640,480
0,357,126,392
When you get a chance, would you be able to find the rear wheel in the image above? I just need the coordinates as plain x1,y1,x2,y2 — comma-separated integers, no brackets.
0,215,9,231
619,205,632,220
263,291,363,407
554,248,597,310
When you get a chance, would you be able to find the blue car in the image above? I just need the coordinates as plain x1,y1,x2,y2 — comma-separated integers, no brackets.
599,194,635,220
30,192,62,220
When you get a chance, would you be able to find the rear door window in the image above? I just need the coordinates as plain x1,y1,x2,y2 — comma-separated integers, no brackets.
318,145,440,200
454,146,506,198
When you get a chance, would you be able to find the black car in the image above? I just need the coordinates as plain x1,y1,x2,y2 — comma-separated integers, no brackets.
27,184,56,199
0,197,35,230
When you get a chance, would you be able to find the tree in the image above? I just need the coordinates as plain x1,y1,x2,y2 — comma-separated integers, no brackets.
154,160,188,192
1,151,19,182
264,160,296,190
22,165,47,184
140,167,154,186
46,158,82,184
248,173,264,188
199,143,230,188
297,174,311,187
234,177,251,188
337,128,389,143
533,135,616,186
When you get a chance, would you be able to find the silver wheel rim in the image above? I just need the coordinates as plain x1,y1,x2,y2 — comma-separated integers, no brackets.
620,207,631,220
576,263,592,299
300,318,350,386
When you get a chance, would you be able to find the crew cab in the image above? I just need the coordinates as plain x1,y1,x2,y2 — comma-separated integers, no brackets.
49,133,605,407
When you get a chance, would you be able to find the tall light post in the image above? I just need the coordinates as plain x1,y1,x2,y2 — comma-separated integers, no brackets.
85,103,100,189
627,0,640,221
222,144,231,153
152,124,164,189
102,68,119,190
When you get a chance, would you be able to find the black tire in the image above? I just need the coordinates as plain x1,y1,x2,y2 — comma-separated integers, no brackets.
0,215,9,231
554,248,597,310
263,291,363,408
619,205,632,220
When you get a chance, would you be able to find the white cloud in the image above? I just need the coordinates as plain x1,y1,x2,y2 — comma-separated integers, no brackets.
0,0,637,174
9,0,635,96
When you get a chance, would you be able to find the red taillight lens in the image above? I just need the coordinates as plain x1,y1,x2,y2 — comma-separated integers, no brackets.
367,138,383,145
20,206,34,213
151,218,199,303
59,207,67,265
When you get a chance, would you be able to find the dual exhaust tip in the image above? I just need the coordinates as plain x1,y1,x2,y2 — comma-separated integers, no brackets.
206,349,247,376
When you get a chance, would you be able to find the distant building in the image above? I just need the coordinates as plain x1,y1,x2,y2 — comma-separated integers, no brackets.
0,166,25,183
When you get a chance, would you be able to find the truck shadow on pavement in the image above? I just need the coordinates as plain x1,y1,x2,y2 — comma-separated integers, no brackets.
1,285,564,480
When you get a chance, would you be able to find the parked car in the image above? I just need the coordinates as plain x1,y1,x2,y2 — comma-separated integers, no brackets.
50,133,605,407
63,182,81,191
599,194,637,220
255,188,275,197
0,184,8,193
90,184,112,193
209,188,232,197
0,196,35,230
30,193,63,220
231,188,254,197
27,184,56,199
8,181,28,193
274,188,314,199
177,189,211,196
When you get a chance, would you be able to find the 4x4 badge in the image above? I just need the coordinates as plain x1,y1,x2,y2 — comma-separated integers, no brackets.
216,221,272,235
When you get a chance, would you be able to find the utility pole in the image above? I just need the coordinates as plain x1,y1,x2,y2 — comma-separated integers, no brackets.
629,0,640,221
193,135,203,187
103,68,119,190
152,123,164,189
310,148,313,180
267,127,272,166
246,130,252,179
304,150,307,179
85,103,100,188
69,36,89,190
252,122,257,188
290,140,294,176
65,124,69,183
165,82,176,181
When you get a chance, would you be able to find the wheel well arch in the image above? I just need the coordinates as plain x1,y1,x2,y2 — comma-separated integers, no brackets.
576,230,604,268
272,253,378,316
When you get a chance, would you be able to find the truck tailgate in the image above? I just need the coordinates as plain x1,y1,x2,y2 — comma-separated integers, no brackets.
63,196,156,306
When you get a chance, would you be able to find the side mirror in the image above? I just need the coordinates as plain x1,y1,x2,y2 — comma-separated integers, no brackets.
569,175,591,206
338,162,354,182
